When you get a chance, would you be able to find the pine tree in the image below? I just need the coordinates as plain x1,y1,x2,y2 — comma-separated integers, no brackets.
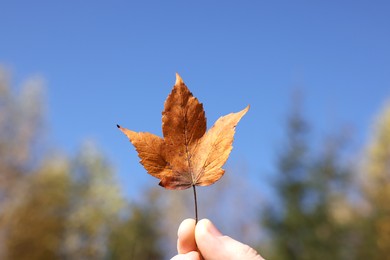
263,98,354,259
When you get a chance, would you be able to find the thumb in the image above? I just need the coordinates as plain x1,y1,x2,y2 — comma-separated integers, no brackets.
195,219,264,260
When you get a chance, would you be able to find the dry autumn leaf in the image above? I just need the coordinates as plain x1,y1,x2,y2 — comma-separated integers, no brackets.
117,73,249,191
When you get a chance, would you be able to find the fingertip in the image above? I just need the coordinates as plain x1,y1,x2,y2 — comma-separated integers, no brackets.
185,251,202,260
177,218,197,254
178,218,196,239
195,219,264,260
195,219,222,237
171,251,201,260
195,219,223,259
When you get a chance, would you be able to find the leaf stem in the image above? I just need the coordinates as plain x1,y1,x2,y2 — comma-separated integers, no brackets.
193,185,198,224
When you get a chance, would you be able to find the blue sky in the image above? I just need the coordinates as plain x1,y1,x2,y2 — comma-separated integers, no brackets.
1,1,390,199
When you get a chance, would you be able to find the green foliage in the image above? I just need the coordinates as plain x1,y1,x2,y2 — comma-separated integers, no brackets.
3,161,70,260
108,203,163,260
0,68,52,259
357,102,390,259
263,100,354,260
63,143,124,260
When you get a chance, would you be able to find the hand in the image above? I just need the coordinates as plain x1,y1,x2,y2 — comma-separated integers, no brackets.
171,219,265,260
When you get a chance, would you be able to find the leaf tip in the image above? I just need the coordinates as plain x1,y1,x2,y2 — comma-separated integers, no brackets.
175,73,184,85
238,105,250,116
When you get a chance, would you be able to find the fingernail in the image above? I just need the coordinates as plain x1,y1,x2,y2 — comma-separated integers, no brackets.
206,220,222,237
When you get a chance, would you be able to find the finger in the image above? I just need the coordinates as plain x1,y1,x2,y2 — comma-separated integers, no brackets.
177,218,197,254
195,219,264,260
170,251,201,260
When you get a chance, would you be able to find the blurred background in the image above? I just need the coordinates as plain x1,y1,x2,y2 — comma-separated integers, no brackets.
1,1,390,259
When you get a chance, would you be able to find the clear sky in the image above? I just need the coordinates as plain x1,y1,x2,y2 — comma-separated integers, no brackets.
1,1,390,199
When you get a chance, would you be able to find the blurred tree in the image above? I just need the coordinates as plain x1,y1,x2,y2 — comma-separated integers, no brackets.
0,67,45,207
2,159,71,260
1,143,126,260
63,143,124,260
358,102,390,259
108,192,163,260
0,68,129,259
262,100,310,259
263,98,354,259
303,138,355,260
0,67,48,259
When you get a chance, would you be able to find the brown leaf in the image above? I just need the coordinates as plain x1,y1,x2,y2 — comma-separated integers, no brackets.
118,73,249,190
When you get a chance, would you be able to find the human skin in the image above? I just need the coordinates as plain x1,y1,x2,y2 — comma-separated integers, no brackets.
171,219,265,260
